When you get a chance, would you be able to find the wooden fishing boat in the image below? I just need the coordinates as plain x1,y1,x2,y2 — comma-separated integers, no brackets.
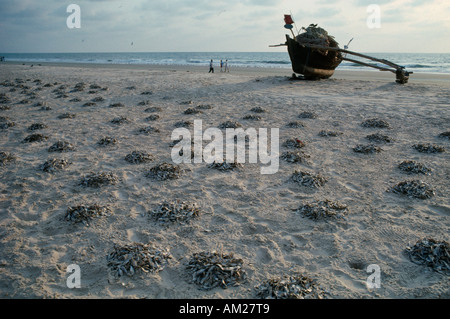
272,17,412,83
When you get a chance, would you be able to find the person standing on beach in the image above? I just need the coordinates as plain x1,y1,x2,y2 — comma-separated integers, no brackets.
209,59,214,73
220,60,223,72
224,60,229,72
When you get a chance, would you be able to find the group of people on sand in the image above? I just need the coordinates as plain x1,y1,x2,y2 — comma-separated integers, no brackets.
208,59,229,73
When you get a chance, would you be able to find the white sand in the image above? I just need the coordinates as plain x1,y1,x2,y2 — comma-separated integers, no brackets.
0,62,449,299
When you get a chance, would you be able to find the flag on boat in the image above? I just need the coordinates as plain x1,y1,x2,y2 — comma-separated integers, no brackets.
284,15,294,25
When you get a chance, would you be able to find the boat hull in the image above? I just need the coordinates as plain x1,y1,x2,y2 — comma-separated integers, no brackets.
286,35,342,79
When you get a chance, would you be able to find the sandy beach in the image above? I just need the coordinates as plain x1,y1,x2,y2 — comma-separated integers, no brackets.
0,61,448,299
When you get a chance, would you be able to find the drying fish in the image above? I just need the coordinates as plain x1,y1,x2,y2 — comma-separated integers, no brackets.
145,106,162,113
413,144,445,153
138,126,160,134
184,107,202,115
292,170,327,188
281,151,310,163
107,242,171,277
28,123,47,131
208,160,242,171
22,133,48,143
110,116,130,125
286,121,305,128
318,130,342,137
218,121,243,129
405,238,449,275
57,113,76,119
353,144,382,154
255,274,327,299
48,140,75,152
79,171,119,188
243,115,262,121
250,107,266,113
365,133,392,143
283,138,306,149
148,200,200,224
298,111,318,119
40,158,71,173
438,131,450,139
294,199,348,220
145,162,182,181
65,204,110,226
186,251,247,290
389,180,435,199
398,160,431,175
98,136,117,146
361,118,390,129
125,151,154,164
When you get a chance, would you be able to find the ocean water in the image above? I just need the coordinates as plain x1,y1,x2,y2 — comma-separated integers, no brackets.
1,51,449,74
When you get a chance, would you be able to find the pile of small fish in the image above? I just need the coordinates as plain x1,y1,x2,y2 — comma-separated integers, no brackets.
398,160,431,175
413,144,445,153
294,199,348,220
145,106,162,113
281,151,310,163
110,116,130,125
218,121,243,129
286,121,305,128
405,238,449,275
107,242,172,277
197,104,213,110
366,133,392,143
292,170,327,188
361,118,390,128
353,144,382,154
208,160,242,171
389,180,435,199
109,102,125,108
22,133,48,143
250,107,266,113
146,114,160,121
98,136,117,146
174,120,192,128
40,158,71,173
125,151,154,164
138,126,160,134
48,140,75,152
298,111,318,119
318,130,342,137
79,171,119,188
255,274,327,299
27,123,47,131
145,162,182,181
186,251,247,290
0,151,16,166
65,204,110,226
149,200,200,224
184,107,202,115
58,113,76,119
283,138,306,149
243,115,262,121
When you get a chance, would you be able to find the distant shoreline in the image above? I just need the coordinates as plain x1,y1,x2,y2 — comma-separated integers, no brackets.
2,60,450,85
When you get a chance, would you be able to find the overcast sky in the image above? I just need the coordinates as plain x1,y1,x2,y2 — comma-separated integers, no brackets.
0,0,449,53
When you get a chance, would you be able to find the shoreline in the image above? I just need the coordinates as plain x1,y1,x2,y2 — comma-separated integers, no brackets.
2,61,450,85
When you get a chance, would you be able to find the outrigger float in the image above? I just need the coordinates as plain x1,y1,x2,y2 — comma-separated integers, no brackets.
270,15,412,84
